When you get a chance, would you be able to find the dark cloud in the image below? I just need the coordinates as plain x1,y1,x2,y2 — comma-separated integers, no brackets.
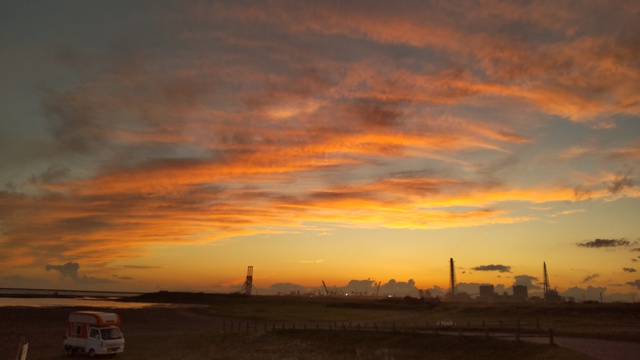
573,186,592,201
472,264,512,273
562,286,606,302
631,248,640,252
623,268,637,273
30,165,71,185
350,99,404,128
608,173,634,194
582,274,600,283
577,238,631,248
45,261,112,285
512,275,541,289
45,261,81,280
626,280,640,289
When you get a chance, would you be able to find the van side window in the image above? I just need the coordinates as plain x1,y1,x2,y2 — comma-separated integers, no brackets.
90,328,100,339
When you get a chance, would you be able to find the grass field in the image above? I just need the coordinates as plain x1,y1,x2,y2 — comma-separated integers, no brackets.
3,293,639,359
122,329,592,360
135,293,640,341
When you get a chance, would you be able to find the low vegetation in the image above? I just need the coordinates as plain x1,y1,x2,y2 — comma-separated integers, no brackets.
122,329,591,360
4,294,638,359
126,292,640,341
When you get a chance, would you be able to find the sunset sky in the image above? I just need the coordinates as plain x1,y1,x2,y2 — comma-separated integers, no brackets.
1,1,639,301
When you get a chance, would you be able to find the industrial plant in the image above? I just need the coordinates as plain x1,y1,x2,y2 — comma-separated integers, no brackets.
241,259,567,303
437,259,564,303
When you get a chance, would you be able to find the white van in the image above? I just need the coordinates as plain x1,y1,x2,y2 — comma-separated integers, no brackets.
63,311,125,357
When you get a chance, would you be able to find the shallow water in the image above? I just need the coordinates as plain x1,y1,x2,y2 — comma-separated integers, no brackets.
0,297,160,308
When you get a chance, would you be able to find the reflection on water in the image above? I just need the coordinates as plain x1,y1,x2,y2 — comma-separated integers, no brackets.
0,297,161,308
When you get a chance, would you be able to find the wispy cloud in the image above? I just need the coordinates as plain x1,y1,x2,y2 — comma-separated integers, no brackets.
298,259,324,264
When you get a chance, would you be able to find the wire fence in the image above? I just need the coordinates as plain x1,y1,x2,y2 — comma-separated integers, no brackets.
220,319,556,345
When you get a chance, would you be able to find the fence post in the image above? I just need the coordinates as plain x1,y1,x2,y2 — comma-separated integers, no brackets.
549,328,555,346
516,322,520,342
16,337,28,360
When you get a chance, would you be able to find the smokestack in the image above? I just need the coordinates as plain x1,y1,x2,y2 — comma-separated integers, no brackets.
450,258,456,296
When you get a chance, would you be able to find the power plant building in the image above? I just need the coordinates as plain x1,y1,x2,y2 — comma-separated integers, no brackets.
479,285,495,299
513,285,528,301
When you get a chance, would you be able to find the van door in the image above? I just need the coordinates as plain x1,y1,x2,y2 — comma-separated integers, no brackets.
87,328,101,352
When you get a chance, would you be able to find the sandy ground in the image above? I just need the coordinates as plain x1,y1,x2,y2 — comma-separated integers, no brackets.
1,306,228,360
0,305,613,360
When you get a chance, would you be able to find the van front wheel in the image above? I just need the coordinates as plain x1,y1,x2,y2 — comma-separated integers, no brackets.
64,345,73,356
88,349,96,358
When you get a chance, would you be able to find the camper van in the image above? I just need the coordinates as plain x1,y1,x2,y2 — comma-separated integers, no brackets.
63,311,125,357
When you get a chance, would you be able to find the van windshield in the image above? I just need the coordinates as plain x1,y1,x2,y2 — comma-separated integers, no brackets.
100,327,123,340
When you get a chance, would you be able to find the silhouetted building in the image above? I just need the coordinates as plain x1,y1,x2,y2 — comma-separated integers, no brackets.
544,289,562,303
479,285,495,300
513,285,528,301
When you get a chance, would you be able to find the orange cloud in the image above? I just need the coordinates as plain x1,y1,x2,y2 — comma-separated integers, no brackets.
3,1,639,289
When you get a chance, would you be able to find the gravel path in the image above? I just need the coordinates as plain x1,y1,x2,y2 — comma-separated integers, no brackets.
526,336,640,360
